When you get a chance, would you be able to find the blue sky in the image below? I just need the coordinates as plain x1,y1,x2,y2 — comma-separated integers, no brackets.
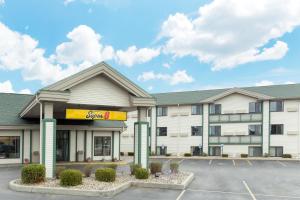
0,0,300,94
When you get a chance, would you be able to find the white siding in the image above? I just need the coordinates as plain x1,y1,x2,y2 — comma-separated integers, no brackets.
32,130,40,163
121,111,137,154
68,75,131,107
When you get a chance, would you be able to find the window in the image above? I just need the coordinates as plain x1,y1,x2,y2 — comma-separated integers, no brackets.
249,102,262,113
209,126,221,136
210,104,221,114
248,125,262,135
191,126,203,136
0,136,20,159
271,124,283,135
191,105,202,115
209,146,221,156
249,147,262,157
157,127,167,136
191,146,202,156
270,100,283,112
147,109,152,117
156,146,167,155
94,136,111,156
270,146,283,157
157,106,168,116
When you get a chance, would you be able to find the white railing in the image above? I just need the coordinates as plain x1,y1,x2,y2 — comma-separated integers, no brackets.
209,113,262,123
209,135,262,144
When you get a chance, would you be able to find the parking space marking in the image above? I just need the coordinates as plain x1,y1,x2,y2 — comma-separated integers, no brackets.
247,160,253,166
178,159,185,165
255,193,300,199
277,160,287,167
187,188,249,196
232,160,236,167
209,160,213,166
176,190,186,200
243,180,257,200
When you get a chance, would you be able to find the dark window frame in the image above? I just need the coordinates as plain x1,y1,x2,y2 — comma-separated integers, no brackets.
270,146,283,157
191,126,203,136
0,136,20,159
209,126,221,136
270,100,284,112
270,124,284,135
249,102,262,113
94,136,111,156
209,104,222,115
191,104,203,115
248,124,262,136
157,106,168,117
157,127,167,136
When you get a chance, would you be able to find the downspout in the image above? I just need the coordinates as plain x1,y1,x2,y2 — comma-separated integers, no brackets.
177,104,180,156
36,94,43,164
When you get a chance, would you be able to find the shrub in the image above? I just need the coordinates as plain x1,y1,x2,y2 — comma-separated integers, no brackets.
135,168,149,179
282,154,292,158
106,163,118,170
128,152,134,156
166,153,172,157
120,152,124,156
95,168,116,182
170,162,179,173
83,164,93,177
130,163,141,175
202,152,208,157
184,153,192,157
241,154,248,158
21,164,45,184
263,153,269,157
222,154,228,158
56,166,66,179
149,162,162,174
60,169,82,186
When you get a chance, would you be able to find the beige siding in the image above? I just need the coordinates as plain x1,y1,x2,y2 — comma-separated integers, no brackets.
68,75,131,107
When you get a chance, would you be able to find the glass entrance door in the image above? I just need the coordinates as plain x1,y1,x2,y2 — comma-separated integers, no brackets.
209,146,221,156
56,130,70,162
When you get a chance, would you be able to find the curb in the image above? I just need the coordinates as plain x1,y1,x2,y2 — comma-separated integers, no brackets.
9,172,194,197
150,156,300,161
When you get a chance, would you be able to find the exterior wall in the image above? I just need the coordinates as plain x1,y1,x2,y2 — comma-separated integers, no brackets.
156,105,203,155
32,130,40,163
270,100,300,157
68,75,130,107
212,123,261,136
121,111,137,153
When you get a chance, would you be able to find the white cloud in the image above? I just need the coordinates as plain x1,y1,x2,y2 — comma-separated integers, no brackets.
64,0,75,5
255,80,274,86
115,46,160,67
163,63,171,69
0,0,4,6
138,70,193,85
159,0,300,70
147,86,153,91
270,67,289,74
284,81,295,84
0,80,31,94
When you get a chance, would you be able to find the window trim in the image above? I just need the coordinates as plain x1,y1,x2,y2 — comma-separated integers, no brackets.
249,102,262,113
0,136,21,159
157,106,168,117
191,104,203,115
93,136,111,156
270,100,284,112
269,146,284,157
209,104,222,115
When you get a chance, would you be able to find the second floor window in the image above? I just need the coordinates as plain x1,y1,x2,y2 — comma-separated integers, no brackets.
248,125,262,135
209,126,221,136
271,124,283,135
157,106,168,116
249,102,262,113
191,105,202,115
270,100,283,112
191,126,203,136
157,127,167,136
210,104,221,114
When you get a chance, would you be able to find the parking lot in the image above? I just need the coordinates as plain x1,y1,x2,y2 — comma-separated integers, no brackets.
1,159,300,200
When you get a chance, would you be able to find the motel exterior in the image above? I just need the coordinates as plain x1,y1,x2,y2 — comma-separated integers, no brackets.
1,62,300,178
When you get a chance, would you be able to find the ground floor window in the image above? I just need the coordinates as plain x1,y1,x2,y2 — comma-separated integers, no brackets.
94,136,111,156
0,136,20,159
156,146,167,155
270,146,283,157
191,146,202,156
249,147,262,157
209,146,221,156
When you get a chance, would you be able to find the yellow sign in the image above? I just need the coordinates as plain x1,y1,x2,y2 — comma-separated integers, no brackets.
66,109,127,121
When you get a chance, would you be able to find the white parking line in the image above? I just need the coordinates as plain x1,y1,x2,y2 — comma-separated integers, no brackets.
209,160,213,166
232,160,236,167
178,159,185,165
176,190,186,200
247,160,253,166
243,180,257,200
277,160,287,167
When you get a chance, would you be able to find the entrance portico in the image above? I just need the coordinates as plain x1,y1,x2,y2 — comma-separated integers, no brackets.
19,62,155,178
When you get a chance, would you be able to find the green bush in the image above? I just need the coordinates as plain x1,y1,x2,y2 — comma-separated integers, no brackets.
241,154,248,158
166,153,172,157
21,164,45,184
184,153,192,157
222,154,228,158
95,168,116,182
106,163,118,170
56,166,66,179
60,169,82,186
149,162,162,174
282,154,292,158
170,162,179,173
83,164,93,177
130,163,141,175
135,168,149,179
128,152,134,156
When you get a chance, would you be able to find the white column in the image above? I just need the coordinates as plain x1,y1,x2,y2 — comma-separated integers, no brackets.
203,104,209,154
42,102,56,179
134,107,149,168
69,130,76,162
113,131,120,160
23,130,31,163
150,107,156,154
262,101,270,155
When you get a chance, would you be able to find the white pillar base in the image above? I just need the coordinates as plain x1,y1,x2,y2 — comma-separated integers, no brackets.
134,122,149,168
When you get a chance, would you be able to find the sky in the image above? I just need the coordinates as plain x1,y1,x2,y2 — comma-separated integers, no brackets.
0,0,300,95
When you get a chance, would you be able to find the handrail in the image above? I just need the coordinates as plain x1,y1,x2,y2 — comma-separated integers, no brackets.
209,135,262,144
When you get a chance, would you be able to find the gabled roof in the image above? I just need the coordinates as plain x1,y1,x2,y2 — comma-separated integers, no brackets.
43,62,151,98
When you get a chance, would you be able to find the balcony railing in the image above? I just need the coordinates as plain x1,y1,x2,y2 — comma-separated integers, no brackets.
209,113,262,123
209,135,262,144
